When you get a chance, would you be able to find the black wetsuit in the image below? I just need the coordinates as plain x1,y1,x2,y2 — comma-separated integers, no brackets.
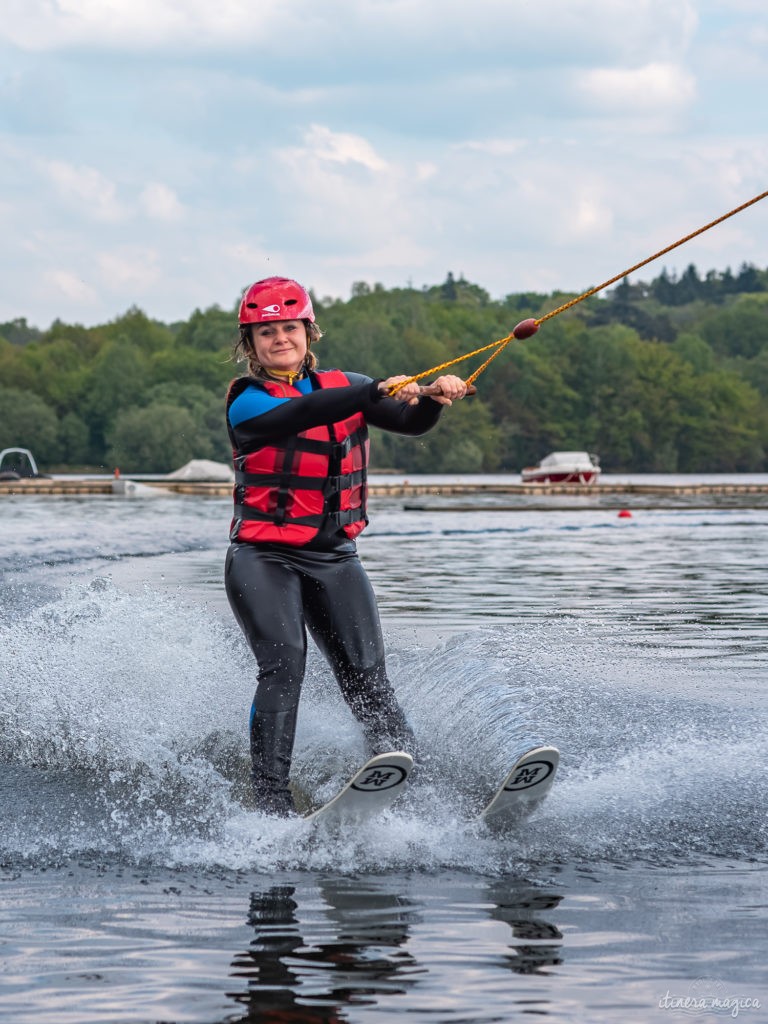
225,370,442,814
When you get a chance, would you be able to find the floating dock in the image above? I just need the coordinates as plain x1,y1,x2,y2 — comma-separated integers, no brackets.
2,477,768,500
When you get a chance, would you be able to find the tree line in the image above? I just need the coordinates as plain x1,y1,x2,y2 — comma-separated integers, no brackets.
1,262,767,474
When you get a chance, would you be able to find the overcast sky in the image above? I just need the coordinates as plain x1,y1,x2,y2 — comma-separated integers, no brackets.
1,0,767,328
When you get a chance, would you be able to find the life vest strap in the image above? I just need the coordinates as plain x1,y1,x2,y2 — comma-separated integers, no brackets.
323,470,367,496
333,507,367,527
272,437,298,526
234,468,367,490
233,504,366,528
264,435,354,458
234,427,366,465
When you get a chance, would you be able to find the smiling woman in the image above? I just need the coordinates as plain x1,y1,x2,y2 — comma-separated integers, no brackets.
224,275,468,816
249,318,312,380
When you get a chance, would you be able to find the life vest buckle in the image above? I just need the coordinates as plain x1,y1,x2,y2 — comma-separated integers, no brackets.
331,437,353,459
323,474,348,495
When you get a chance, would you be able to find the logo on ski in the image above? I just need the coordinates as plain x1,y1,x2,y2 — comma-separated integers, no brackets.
351,764,408,792
503,759,555,791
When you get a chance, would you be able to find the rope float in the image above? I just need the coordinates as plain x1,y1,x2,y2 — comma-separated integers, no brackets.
395,189,768,398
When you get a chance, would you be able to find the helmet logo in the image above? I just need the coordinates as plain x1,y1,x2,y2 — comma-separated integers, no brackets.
261,304,281,315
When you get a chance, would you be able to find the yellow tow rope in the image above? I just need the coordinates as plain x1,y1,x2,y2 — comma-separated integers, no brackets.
389,189,768,396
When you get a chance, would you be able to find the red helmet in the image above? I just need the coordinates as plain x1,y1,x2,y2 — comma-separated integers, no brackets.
238,276,315,325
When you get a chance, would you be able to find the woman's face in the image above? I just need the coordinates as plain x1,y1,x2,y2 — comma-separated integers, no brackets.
250,319,308,374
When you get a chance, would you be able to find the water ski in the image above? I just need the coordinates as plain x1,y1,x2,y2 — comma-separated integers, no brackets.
305,751,413,825
480,745,559,826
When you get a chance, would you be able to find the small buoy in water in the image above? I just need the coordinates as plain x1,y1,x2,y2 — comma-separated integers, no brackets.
618,509,632,518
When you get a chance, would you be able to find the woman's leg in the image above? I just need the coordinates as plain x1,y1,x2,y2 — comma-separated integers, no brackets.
301,553,416,756
225,544,307,814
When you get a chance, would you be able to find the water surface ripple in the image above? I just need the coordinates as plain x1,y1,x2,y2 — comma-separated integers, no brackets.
1,483,766,1023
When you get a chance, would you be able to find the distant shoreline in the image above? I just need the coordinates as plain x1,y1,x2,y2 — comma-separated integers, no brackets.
3,474,768,501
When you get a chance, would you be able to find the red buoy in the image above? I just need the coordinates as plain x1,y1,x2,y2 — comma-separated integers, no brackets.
618,509,632,518
512,318,539,339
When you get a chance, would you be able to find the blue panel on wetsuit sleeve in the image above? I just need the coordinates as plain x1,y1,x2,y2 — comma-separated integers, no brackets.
228,376,315,428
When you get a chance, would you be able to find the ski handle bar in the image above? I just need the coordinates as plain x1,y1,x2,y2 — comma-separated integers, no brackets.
418,382,477,397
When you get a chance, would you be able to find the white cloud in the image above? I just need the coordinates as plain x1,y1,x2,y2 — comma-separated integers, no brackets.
0,0,283,50
576,62,697,114
569,196,615,240
219,241,283,283
7,0,279,51
700,0,767,11
1,0,698,65
44,164,184,226
139,182,184,222
457,139,528,158
468,155,617,248
302,125,388,172
0,1,766,327
415,162,438,182
45,161,127,222
324,237,432,273
97,248,162,292
45,268,99,305
277,126,412,245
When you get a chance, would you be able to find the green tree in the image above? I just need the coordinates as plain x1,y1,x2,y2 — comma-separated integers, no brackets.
0,386,62,465
371,399,501,473
147,347,233,392
699,297,768,358
672,332,715,373
677,373,763,470
143,383,230,462
173,305,237,352
106,402,200,473
100,306,174,354
81,342,148,452
58,412,91,466
2,264,766,472
0,318,42,345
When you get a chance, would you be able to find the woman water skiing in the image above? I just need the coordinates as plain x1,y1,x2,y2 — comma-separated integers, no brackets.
225,276,467,816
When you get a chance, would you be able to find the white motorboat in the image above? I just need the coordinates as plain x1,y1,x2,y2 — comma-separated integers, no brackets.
521,451,600,485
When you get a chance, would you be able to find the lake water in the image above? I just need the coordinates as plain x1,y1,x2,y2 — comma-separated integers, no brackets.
1,479,766,1023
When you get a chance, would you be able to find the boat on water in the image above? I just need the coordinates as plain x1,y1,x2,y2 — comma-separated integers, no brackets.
0,447,50,481
521,451,601,485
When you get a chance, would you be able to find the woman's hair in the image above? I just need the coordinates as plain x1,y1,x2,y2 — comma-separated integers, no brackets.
232,319,322,377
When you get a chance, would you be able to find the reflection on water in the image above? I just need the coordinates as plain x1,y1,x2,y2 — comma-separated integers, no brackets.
487,883,564,976
226,877,564,1023
228,880,419,1021
1,862,766,1024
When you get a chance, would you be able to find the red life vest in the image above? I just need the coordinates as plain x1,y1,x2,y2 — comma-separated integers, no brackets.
227,369,369,546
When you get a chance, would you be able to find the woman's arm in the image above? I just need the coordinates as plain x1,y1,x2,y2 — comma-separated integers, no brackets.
229,379,377,449
346,373,443,436
229,372,444,451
